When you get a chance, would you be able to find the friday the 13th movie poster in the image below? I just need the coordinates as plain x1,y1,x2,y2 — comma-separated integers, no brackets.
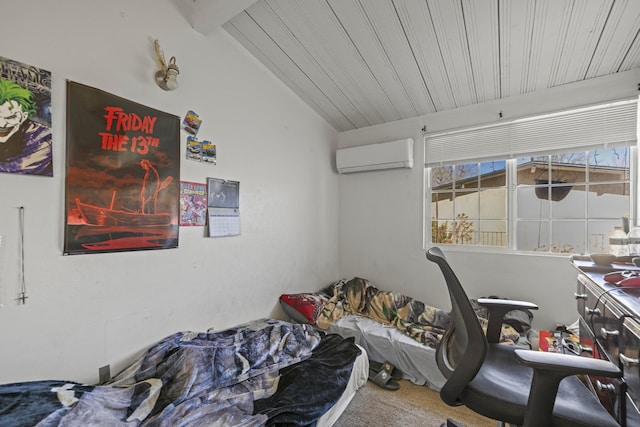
64,81,180,255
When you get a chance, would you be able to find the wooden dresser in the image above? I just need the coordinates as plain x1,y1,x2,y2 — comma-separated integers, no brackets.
572,257,640,426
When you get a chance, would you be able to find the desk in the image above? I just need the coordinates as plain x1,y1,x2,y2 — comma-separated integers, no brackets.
572,258,640,426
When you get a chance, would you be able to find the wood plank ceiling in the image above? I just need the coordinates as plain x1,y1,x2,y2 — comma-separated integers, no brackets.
221,0,640,132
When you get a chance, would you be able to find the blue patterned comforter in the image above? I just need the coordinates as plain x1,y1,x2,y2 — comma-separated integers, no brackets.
0,319,360,427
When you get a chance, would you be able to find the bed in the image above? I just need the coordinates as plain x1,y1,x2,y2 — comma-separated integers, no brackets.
323,314,445,389
0,318,368,427
279,277,536,391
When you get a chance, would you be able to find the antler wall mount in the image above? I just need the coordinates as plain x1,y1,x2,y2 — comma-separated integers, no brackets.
154,40,179,91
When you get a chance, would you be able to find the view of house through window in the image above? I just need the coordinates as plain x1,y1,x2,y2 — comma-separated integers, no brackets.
430,146,632,254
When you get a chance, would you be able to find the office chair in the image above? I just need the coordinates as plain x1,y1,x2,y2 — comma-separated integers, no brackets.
426,247,622,427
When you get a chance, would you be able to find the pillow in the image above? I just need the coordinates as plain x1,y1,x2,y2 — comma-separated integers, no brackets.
279,293,327,325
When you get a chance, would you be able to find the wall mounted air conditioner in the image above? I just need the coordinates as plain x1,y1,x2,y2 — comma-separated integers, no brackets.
336,138,414,173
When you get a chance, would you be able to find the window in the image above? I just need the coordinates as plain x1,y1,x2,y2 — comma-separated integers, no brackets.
431,161,507,247
515,148,631,253
425,99,637,254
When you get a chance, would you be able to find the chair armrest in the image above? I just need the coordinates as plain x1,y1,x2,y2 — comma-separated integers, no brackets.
515,349,621,426
477,298,539,343
515,349,621,378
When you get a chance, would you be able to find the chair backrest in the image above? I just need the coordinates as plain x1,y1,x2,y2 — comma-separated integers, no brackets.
426,247,488,406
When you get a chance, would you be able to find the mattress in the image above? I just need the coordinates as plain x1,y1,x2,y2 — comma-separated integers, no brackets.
317,343,369,427
324,315,446,391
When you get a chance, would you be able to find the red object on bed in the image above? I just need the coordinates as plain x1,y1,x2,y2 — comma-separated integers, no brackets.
279,293,327,325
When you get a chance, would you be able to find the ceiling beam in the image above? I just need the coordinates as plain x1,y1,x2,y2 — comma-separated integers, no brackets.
189,0,259,35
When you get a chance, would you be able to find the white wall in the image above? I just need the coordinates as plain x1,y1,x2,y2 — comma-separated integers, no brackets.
338,69,640,331
0,0,339,384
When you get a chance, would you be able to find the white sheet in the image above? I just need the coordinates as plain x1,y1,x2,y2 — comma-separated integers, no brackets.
317,343,368,427
323,314,446,391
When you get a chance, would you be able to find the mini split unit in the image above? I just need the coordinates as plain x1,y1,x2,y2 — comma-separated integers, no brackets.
336,138,414,173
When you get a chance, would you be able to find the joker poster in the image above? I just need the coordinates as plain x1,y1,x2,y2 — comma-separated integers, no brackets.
0,56,53,176
64,81,180,255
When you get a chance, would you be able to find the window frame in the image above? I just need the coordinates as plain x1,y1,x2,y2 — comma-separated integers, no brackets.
423,98,638,255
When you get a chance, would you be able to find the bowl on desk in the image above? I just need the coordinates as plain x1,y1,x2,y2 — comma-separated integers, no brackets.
589,253,617,267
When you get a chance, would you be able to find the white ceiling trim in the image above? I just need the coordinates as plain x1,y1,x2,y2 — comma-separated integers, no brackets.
189,0,259,35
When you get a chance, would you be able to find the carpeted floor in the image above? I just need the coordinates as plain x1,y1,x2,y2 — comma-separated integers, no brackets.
333,379,497,427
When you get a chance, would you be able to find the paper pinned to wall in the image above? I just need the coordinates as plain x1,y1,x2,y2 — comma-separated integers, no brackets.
207,178,240,237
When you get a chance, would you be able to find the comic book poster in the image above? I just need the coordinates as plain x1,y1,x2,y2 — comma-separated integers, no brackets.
0,56,53,176
179,181,207,226
64,81,180,255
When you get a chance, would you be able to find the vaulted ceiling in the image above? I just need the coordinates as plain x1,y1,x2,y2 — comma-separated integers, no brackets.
193,0,640,132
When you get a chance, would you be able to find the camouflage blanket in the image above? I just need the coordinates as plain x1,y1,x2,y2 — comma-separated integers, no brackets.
316,277,526,348
316,277,451,348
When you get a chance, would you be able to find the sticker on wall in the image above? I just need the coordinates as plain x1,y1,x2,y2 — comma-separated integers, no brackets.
64,81,181,255
0,56,53,176
202,141,216,164
182,110,201,135
186,136,216,165
186,136,202,162
180,181,207,226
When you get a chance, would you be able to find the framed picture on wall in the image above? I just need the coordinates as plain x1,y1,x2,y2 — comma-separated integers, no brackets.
64,81,181,255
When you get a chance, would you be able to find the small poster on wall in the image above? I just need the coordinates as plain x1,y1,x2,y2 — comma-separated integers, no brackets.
0,56,53,176
180,181,207,226
64,81,181,255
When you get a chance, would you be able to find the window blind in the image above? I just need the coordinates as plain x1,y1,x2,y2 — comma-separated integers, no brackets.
425,98,638,166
